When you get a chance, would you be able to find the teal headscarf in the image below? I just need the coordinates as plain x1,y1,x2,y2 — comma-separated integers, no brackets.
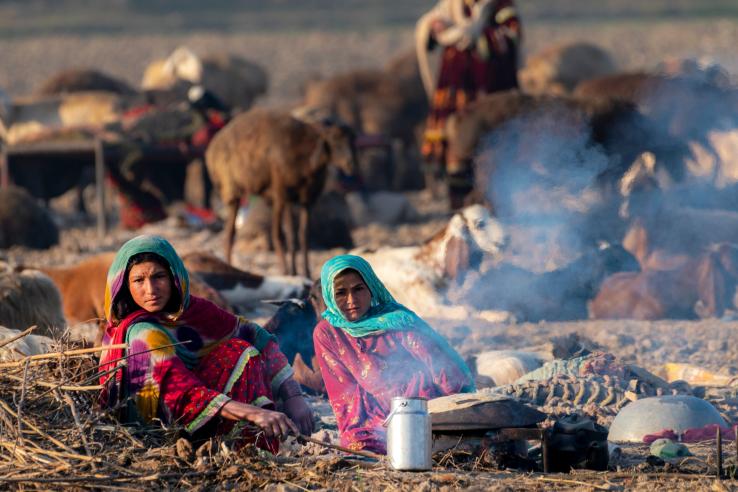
321,254,475,391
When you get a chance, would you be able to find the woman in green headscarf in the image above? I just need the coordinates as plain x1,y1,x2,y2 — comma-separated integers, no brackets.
313,254,474,454
99,235,313,452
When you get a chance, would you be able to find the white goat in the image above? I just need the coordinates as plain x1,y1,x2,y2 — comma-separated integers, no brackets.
0,325,54,361
357,204,511,322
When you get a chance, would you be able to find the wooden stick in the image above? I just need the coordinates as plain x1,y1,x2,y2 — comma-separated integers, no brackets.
15,358,30,450
0,344,127,368
0,400,77,455
297,434,383,461
0,441,95,463
0,373,102,391
0,326,36,350
537,477,613,490
61,392,95,460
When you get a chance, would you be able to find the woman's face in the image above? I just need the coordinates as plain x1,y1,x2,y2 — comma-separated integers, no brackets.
333,271,372,321
127,261,173,313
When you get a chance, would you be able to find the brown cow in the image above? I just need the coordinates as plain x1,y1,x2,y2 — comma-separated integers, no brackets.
590,243,738,320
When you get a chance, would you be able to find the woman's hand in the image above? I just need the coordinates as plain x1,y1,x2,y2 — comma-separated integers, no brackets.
220,400,298,438
283,395,314,436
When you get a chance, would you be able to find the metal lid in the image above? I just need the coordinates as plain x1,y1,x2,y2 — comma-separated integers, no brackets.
608,395,728,442
390,396,428,412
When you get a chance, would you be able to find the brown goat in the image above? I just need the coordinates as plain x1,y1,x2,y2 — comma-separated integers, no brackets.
590,243,738,320
205,109,357,277
623,206,738,270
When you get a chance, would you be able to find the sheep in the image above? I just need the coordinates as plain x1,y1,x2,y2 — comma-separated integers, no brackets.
0,262,66,337
35,68,136,96
518,42,618,95
590,243,738,320
357,204,511,322
141,47,268,112
205,108,357,278
0,325,55,361
0,186,58,250
301,49,427,191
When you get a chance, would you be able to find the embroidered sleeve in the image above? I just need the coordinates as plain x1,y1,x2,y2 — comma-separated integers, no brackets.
234,318,294,397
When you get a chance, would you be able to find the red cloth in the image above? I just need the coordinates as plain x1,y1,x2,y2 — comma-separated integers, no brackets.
643,423,737,444
190,338,279,452
313,319,472,454
422,0,521,165
99,296,291,442
191,110,227,148
117,193,167,230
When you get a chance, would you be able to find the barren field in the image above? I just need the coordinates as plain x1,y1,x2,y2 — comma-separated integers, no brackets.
2,1,738,490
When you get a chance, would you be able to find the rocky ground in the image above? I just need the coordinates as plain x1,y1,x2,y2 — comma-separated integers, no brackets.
2,6,738,489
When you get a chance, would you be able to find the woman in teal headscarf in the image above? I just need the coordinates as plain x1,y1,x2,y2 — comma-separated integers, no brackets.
313,254,474,454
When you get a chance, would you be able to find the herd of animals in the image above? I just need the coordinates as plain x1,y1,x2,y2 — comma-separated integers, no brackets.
2,40,738,394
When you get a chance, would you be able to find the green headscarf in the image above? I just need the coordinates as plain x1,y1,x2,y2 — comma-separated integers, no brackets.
105,234,190,325
320,254,475,391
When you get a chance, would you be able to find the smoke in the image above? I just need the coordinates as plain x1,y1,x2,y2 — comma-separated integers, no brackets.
477,106,612,257
454,74,738,322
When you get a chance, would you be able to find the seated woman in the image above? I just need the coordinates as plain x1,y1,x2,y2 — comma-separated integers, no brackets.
313,254,475,454
98,234,312,451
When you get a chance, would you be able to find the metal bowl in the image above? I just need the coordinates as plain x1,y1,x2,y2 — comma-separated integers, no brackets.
608,395,727,442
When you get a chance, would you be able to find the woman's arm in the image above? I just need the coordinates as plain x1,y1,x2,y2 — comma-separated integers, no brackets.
235,319,314,434
219,400,298,438
401,330,473,395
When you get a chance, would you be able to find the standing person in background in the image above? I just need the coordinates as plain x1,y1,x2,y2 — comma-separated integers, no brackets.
417,0,522,209
313,254,475,454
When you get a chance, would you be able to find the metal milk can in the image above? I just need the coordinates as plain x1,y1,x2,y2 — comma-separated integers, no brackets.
383,396,432,471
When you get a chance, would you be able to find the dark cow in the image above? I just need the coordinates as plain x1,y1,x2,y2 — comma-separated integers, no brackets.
449,242,640,321
0,186,58,249
264,280,326,394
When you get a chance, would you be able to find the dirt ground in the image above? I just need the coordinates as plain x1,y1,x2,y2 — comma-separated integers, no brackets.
2,3,738,489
